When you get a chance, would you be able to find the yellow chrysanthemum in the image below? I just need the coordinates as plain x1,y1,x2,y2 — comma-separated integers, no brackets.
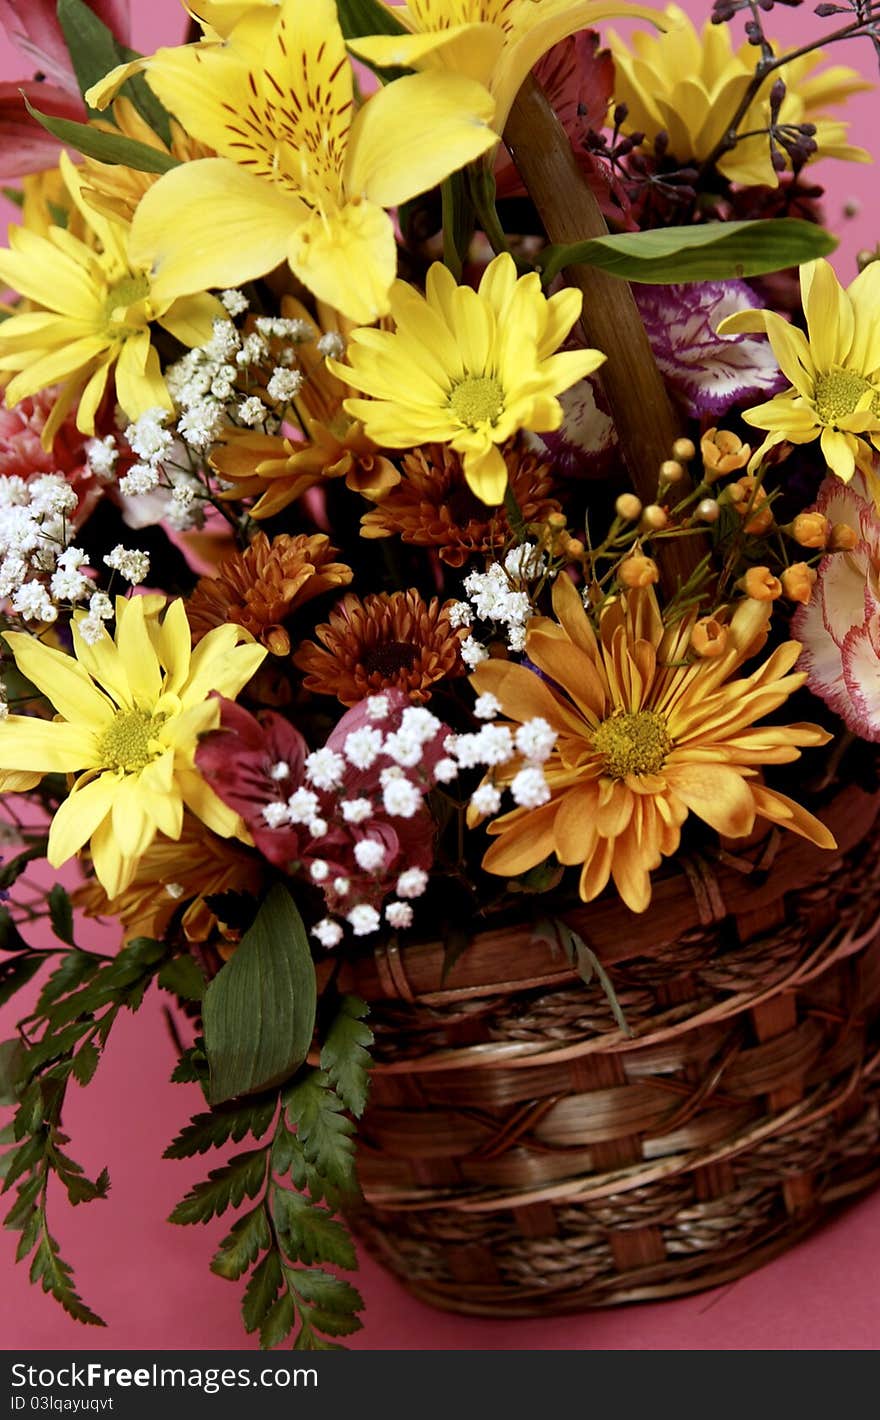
82,97,214,225
469,575,834,913
0,595,266,897
329,252,604,504
718,258,880,486
348,0,659,134
608,4,870,187
88,0,498,324
0,152,222,447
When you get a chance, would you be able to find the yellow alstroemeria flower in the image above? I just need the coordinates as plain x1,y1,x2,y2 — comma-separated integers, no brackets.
608,4,870,188
0,152,222,447
718,258,880,487
0,595,266,898
348,0,660,134
329,252,605,505
88,0,498,324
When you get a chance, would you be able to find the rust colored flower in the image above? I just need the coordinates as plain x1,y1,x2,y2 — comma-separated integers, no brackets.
186,533,353,655
294,589,466,706
212,420,399,520
701,426,751,480
781,562,817,605
73,815,261,946
359,440,559,568
741,565,782,601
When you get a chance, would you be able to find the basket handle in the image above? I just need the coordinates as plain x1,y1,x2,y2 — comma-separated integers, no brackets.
504,72,706,594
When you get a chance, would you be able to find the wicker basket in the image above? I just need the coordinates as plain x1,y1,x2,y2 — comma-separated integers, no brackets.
337,782,880,1316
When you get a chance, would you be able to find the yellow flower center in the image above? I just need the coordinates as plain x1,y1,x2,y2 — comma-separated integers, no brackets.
449,375,505,428
97,708,166,773
104,273,151,329
593,710,671,779
814,368,880,425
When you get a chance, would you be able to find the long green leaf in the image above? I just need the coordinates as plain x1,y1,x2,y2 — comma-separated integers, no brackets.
538,218,837,286
336,0,407,39
24,100,180,175
56,0,172,141
203,886,317,1105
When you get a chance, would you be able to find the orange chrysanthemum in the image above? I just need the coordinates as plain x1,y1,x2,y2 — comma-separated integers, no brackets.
73,815,260,945
360,439,560,568
186,533,353,655
212,421,399,520
294,589,466,706
470,576,835,913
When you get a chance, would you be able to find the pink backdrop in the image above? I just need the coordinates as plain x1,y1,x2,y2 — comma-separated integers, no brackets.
1,0,880,1352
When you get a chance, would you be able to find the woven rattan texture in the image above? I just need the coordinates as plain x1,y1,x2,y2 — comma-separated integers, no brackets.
345,805,880,1316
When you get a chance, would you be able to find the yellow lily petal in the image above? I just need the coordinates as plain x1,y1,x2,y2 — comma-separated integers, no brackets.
130,159,303,305
345,70,496,207
288,201,397,325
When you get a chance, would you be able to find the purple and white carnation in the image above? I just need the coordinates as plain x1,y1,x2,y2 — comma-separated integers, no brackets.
634,280,787,417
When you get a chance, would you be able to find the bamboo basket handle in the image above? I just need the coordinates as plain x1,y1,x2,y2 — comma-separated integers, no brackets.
504,73,705,594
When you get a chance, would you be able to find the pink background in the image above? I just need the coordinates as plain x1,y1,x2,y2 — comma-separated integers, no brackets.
1,0,880,1352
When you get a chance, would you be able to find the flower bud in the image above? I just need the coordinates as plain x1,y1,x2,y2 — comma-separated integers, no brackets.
732,476,773,534
781,562,817,605
659,458,685,484
615,493,643,521
701,427,751,480
547,511,567,530
740,565,782,601
672,437,696,463
829,521,859,551
618,554,659,589
790,511,830,548
565,538,585,559
640,503,668,531
690,616,729,658
697,498,720,523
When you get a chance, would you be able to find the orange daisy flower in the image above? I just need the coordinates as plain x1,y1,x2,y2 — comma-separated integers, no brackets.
294,590,466,706
470,575,835,913
186,533,353,656
73,814,260,945
360,439,560,568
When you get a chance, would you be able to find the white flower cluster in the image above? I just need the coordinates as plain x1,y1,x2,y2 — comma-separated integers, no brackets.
119,408,206,533
449,543,550,666
103,544,151,586
444,703,558,816
0,475,93,624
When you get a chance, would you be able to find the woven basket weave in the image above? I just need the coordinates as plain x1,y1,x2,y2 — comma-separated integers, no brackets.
337,783,880,1316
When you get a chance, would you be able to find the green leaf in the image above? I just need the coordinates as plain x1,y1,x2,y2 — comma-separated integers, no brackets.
337,0,407,39
538,218,838,287
242,1249,282,1334
272,1189,357,1270
283,1071,356,1193
24,100,180,175
0,842,47,890
171,1042,209,1086
0,906,32,953
285,1266,363,1338
36,950,101,1013
0,1037,27,1107
164,1097,276,1159
168,1149,267,1225
259,1291,296,1350
203,885,317,1105
320,997,373,1119
48,885,75,947
533,917,630,1036
0,955,43,1010
210,1205,271,1282
28,1229,105,1327
56,0,172,141
70,1041,99,1088
158,954,206,1002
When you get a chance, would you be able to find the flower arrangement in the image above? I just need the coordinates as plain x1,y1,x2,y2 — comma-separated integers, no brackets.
1,0,879,1349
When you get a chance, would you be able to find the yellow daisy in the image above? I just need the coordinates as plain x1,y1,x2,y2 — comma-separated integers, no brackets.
90,0,498,324
0,595,266,898
718,258,880,485
328,252,605,505
469,575,834,913
348,0,660,134
608,3,870,187
0,152,222,447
